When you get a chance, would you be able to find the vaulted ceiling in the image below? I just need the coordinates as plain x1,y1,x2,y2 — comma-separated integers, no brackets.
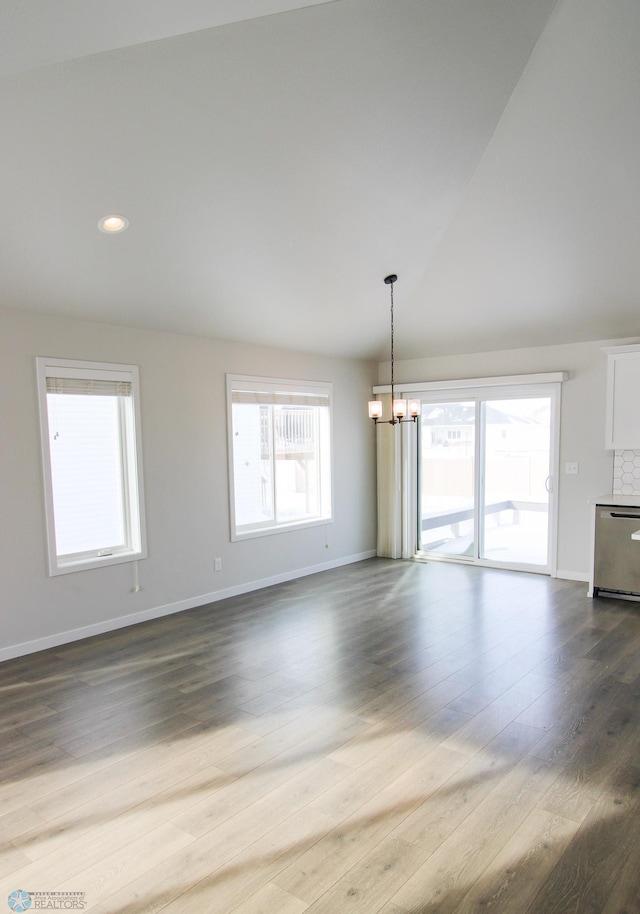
2,0,639,360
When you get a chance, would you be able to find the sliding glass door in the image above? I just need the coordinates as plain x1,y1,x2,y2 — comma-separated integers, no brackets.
419,386,558,573
480,397,551,566
420,401,477,558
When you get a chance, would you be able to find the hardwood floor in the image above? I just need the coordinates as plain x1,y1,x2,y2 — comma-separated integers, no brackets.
2,558,640,912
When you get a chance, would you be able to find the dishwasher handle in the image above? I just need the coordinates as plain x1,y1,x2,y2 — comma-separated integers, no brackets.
600,510,640,519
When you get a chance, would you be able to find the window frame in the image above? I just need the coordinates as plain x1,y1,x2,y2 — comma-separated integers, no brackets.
226,374,334,541
36,356,147,576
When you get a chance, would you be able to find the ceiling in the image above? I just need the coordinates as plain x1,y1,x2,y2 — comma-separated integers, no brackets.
2,0,640,361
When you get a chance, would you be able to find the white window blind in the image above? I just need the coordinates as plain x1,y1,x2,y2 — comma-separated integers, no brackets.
45,377,132,397
231,390,329,407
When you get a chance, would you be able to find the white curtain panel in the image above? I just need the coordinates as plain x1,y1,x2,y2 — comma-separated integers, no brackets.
376,394,418,559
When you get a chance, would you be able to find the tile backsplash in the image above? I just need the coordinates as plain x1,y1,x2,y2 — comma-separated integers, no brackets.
613,450,640,495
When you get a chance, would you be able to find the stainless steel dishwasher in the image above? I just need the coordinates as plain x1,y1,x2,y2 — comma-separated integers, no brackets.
593,504,640,597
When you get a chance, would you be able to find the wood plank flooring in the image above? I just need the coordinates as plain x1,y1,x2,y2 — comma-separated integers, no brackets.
2,558,640,912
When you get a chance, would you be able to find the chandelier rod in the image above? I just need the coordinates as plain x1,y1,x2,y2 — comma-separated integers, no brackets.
388,274,395,406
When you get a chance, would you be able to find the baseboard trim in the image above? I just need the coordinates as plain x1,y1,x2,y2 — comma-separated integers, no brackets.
0,550,377,663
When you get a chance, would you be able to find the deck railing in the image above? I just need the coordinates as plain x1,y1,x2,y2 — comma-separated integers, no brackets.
274,409,316,456
421,499,546,531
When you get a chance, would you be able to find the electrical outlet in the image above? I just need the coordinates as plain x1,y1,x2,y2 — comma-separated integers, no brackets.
565,462,579,475
214,557,222,572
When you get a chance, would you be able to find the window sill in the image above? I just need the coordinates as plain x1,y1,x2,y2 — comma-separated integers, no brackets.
50,549,146,576
232,516,333,542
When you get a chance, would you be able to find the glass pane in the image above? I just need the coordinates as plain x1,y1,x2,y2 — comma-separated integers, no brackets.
481,398,550,566
232,403,274,527
274,405,320,522
47,393,125,555
420,401,476,557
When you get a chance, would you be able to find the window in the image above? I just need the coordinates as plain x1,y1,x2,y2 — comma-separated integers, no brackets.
227,375,333,539
36,357,147,575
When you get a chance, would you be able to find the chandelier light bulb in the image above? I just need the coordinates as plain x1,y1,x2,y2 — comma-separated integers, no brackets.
393,399,407,419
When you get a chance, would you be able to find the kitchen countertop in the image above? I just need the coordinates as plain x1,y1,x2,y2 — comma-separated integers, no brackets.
591,494,640,508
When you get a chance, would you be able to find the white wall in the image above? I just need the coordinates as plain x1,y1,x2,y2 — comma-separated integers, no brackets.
0,308,378,660
384,338,640,580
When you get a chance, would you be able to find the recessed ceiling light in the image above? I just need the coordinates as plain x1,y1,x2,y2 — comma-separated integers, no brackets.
98,214,129,234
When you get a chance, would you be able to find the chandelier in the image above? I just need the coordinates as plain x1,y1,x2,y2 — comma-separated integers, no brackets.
368,274,420,425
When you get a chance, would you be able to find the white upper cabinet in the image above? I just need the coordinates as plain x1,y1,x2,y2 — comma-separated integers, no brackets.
604,345,640,449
